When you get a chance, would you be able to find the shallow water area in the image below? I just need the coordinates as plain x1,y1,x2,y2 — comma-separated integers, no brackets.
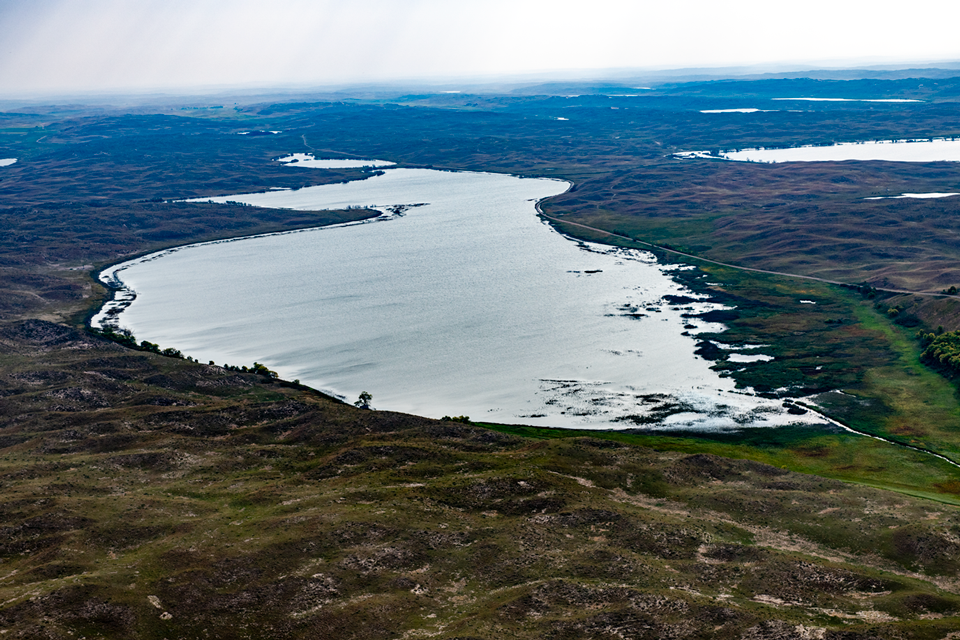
728,354,775,363
96,164,825,431
0,158,16,167
680,138,960,163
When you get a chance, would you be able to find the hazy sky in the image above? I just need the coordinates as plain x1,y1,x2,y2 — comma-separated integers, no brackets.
3,0,960,96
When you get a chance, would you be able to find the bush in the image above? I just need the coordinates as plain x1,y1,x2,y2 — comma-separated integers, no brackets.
921,331,960,374
140,340,161,354
251,362,279,379
95,327,138,349
92,327,190,361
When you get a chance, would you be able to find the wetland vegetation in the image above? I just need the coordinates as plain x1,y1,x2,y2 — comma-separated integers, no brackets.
4,73,960,637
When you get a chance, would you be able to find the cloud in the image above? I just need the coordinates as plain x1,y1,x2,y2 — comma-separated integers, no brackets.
2,0,959,95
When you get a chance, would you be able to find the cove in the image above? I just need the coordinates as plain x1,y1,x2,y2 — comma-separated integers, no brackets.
94,166,823,431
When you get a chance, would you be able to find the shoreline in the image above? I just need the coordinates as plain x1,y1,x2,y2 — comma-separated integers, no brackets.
87,165,572,337
86,206,386,332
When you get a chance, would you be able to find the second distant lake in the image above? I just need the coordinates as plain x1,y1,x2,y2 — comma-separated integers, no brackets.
677,138,960,163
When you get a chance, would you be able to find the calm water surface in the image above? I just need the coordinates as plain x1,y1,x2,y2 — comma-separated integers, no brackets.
771,98,921,103
96,166,820,430
277,153,395,168
678,138,960,163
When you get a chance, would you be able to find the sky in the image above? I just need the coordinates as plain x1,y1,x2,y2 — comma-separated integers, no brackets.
3,0,960,97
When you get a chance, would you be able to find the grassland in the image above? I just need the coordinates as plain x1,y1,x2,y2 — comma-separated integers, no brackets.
4,76,960,636
544,159,960,294
3,320,960,638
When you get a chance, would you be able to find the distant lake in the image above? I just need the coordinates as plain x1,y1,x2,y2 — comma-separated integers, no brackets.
865,192,959,200
277,153,395,168
95,166,820,430
700,109,765,114
678,138,960,163
771,97,921,103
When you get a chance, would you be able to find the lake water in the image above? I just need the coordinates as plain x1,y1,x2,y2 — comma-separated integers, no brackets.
277,153,395,168
679,138,960,163
865,192,959,200
700,109,765,114
95,166,823,431
771,98,921,103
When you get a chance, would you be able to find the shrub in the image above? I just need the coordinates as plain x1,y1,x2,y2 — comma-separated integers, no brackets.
921,331,960,374
251,362,279,379
140,340,161,354
95,327,138,349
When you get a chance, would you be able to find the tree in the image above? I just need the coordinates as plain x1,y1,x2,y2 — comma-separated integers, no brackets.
355,391,373,409
96,326,137,349
140,340,161,354
251,362,279,379
920,330,960,374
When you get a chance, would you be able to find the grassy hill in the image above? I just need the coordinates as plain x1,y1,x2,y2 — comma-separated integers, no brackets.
3,320,960,638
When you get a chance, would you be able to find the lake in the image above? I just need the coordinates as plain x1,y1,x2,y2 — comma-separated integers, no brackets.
865,192,959,200
681,138,960,163
94,165,823,431
771,97,921,103
277,153,395,168
700,109,765,114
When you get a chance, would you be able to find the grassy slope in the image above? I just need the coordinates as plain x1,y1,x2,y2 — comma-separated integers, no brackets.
2,321,960,638
542,159,960,293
